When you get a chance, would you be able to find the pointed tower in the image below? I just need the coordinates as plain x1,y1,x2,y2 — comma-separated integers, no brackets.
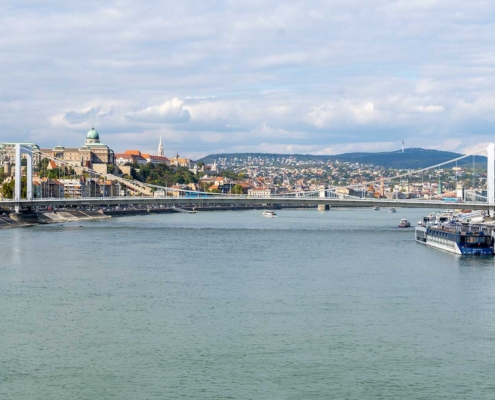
158,135,164,157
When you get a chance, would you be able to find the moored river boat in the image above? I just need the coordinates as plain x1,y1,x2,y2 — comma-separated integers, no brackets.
415,223,494,255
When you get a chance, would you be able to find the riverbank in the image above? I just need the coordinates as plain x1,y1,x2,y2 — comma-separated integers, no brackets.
38,210,110,224
0,204,320,228
0,210,110,229
0,215,35,229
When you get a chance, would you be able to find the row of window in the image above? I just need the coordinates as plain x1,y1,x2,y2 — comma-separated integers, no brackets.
462,236,491,244
429,236,455,248
430,231,455,240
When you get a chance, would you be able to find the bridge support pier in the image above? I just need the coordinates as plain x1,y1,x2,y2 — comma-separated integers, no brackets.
318,204,330,211
9,209,39,223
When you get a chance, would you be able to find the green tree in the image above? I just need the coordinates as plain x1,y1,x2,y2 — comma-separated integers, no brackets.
2,177,27,199
231,184,244,194
0,167,7,183
220,169,246,181
131,163,198,187
221,170,238,180
38,158,50,170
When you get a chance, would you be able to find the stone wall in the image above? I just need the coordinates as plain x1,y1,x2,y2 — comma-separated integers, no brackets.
92,163,108,175
119,165,132,176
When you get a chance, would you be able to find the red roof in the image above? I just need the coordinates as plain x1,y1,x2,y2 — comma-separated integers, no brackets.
149,155,169,161
115,154,134,160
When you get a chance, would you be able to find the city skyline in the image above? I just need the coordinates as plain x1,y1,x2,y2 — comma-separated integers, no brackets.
1,1,495,159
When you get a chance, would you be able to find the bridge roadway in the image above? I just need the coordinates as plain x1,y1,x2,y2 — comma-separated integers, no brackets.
1,196,491,211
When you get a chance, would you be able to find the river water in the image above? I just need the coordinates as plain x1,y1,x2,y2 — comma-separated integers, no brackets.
1,208,495,399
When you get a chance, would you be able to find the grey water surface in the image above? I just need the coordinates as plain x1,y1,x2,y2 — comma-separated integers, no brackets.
1,208,495,399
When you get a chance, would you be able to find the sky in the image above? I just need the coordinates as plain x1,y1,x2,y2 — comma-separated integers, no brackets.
1,0,495,159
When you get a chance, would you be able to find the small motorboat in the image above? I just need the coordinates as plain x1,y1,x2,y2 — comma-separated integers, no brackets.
388,208,396,213
399,218,411,228
372,206,380,210
262,210,277,218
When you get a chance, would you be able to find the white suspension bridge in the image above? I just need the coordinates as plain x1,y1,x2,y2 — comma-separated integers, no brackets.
1,143,494,216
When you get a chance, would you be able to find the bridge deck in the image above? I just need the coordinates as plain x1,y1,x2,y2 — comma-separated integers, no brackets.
0,196,491,211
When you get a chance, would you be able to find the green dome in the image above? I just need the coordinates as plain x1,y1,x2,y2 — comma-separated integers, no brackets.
87,128,99,140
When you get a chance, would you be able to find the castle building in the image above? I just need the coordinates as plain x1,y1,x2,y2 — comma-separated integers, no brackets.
0,129,115,177
40,128,115,169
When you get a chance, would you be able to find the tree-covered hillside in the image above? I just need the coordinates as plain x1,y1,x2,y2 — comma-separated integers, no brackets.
131,163,197,186
198,148,486,169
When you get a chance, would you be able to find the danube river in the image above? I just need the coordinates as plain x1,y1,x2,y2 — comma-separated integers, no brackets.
1,208,495,399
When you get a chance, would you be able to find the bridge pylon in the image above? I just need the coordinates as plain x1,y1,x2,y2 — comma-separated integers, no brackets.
14,144,33,213
488,143,494,217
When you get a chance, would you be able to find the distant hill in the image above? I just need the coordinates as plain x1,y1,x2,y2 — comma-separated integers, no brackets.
198,148,486,169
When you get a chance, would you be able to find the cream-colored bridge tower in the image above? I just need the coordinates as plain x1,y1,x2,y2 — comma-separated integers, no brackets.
488,143,494,217
14,144,34,213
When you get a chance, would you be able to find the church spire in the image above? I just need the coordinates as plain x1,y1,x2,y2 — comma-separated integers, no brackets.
158,135,164,157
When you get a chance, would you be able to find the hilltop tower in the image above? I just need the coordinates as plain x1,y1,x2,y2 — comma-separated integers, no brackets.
158,135,164,157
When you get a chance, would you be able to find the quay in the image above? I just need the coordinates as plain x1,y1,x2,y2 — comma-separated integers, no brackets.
0,203,320,229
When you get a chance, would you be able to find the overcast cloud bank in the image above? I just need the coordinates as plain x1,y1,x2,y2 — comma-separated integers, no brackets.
1,0,495,158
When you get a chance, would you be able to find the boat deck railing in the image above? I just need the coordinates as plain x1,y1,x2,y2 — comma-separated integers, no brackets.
427,223,491,236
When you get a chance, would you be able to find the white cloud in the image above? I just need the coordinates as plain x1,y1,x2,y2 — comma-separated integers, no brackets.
1,0,495,157
127,98,191,123
414,105,445,113
249,53,309,68
308,101,380,128
316,141,398,155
